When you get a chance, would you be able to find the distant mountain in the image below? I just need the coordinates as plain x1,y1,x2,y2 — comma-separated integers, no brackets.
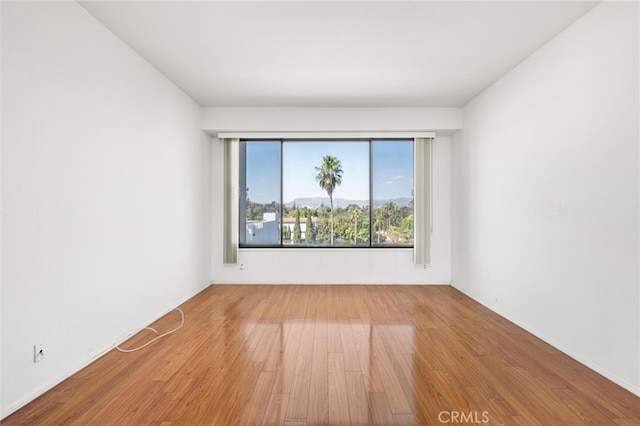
285,197,412,209
373,197,413,208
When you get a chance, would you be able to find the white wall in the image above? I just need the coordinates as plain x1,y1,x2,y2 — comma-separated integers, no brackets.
451,1,639,395
1,1,211,416
208,107,454,284
0,0,3,413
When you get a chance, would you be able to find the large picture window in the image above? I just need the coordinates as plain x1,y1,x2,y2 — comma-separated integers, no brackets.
240,139,414,248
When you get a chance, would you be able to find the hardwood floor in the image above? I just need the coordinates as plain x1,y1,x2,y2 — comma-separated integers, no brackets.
4,285,639,425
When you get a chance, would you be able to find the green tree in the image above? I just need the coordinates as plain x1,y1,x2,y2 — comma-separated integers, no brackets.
305,211,316,244
283,226,291,241
379,201,400,230
314,155,343,244
374,216,385,244
333,215,350,244
400,214,414,243
348,205,363,245
293,209,301,244
314,207,328,243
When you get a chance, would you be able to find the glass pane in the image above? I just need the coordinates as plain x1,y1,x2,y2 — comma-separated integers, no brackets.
372,140,414,246
240,141,281,246
283,141,369,247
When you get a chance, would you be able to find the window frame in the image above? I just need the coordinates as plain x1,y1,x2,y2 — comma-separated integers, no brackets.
239,138,414,249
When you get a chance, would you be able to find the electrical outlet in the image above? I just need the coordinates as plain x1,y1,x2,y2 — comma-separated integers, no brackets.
34,344,45,363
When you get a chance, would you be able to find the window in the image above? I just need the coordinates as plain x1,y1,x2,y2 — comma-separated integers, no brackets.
239,139,414,248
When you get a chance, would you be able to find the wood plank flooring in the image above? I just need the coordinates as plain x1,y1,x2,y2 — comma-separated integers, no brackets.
4,285,639,425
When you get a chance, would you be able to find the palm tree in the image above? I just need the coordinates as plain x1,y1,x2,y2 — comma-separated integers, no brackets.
348,205,363,245
314,155,343,244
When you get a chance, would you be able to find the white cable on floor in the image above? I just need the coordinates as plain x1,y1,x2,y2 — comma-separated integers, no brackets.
115,308,185,353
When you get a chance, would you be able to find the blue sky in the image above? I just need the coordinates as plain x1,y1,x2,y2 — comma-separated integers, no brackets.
245,142,280,204
372,141,414,201
245,140,413,204
284,142,369,201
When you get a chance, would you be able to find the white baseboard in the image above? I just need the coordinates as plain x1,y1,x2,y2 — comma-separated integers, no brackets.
1,288,206,420
451,283,640,397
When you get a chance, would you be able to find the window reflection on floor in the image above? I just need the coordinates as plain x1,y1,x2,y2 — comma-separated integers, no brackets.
239,321,415,424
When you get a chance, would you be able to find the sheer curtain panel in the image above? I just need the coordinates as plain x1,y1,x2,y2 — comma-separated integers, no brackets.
414,137,432,265
223,138,239,264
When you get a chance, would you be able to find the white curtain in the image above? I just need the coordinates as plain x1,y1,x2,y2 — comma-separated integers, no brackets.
223,138,239,264
414,137,432,265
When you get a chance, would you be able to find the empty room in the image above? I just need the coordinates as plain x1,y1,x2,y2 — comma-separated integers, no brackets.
1,0,639,424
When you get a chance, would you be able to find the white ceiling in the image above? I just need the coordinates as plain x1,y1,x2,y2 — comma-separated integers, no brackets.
79,1,599,108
